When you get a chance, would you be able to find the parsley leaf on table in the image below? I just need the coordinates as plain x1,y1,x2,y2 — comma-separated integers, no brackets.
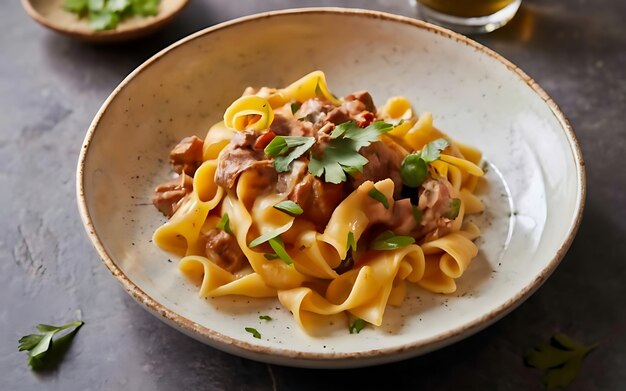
524,333,597,390
18,321,84,370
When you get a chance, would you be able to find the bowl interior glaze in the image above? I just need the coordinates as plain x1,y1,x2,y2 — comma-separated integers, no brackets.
78,8,584,368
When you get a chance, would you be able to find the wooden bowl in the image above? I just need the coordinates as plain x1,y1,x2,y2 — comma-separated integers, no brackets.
21,0,189,43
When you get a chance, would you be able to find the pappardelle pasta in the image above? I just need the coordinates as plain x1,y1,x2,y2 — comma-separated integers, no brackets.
152,71,485,334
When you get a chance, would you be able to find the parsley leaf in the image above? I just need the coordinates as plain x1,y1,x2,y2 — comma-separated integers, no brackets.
130,0,159,16
268,236,293,265
18,321,84,369
245,327,261,339
311,121,392,184
107,0,130,12
89,10,119,30
330,121,358,139
259,315,273,321
264,136,315,172
341,121,394,149
273,200,303,216
290,102,301,114
65,0,160,30
368,188,389,209
347,231,357,253
371,231,415,250
525,334,597,390
216,213,232,235
349,318,365,334
421,138,449,162
64,0,87,13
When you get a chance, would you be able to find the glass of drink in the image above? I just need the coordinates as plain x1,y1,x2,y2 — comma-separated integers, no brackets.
413,0,522,34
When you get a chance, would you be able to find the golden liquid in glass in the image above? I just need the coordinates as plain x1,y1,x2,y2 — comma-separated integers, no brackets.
418,0,516,17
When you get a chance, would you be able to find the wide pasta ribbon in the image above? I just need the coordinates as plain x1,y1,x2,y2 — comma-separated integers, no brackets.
153,160,224,256
278,245,425,332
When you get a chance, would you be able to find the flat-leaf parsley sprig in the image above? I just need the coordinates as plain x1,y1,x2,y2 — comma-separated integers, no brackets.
524,333,597,390
18,320,84,370
309,121,393,184
264,120,394,184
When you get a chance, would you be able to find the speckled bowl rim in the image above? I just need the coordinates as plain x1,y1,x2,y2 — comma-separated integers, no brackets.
20,0,189,42
76,7,586,365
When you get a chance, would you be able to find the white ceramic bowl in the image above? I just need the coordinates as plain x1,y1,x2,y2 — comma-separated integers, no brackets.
77,8,585,368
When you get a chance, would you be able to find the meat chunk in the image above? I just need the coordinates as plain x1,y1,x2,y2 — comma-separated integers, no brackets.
152,174,193,217
289,174,344,231
325,107,350,125
202,228,246,272
215,131,274,189
269,112,312,136
170,136,204,175
416,178,455,240
344,91,376,114
350,141,405,198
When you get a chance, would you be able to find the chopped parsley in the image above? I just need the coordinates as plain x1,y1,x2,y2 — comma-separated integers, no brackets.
268,236,293,265
216,213,232,235
64,0,160,31
245,327,261,339
309,121,393,184
347,231,357,253
273,200,303,216
349,318,365,334
18,320,84,369
248,228,284,248
259,315,273,321
371,231,415,250
368,188,389,209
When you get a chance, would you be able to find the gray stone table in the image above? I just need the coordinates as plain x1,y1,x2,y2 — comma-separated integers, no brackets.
2,0,625,389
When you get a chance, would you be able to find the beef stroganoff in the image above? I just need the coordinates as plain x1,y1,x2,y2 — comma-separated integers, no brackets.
152,71,485,333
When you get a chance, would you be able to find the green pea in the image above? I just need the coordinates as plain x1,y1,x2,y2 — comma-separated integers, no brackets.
401,153,428,188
